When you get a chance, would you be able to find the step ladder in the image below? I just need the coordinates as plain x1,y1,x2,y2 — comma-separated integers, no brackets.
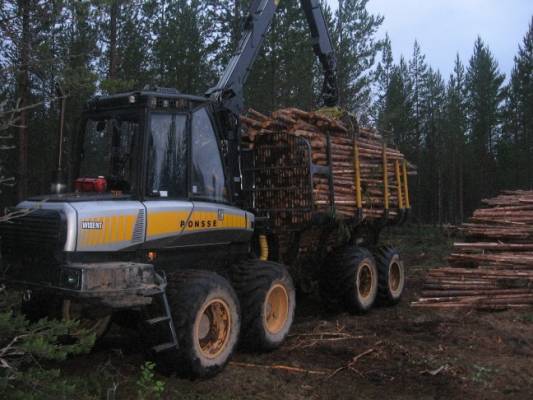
143,273,179,354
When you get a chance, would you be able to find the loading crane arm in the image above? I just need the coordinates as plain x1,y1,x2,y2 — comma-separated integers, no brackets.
300,0,338,108
206,0,338,115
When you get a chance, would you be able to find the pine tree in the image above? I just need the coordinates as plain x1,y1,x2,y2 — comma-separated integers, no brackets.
445,55,468,222
408,41,427,152
55,1,99,184
334,0,384,117
0,0,66,199
406,41,428,220
420,67,446,223
243,1,315,112
377,58,413,152
98,0,155,93
465,37,505,212
203,0,246,73
150,0,215,95
374,33,393,123
501,17,533,188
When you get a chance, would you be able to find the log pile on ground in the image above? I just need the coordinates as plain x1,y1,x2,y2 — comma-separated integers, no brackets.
413,191,533,310
241,107,416,222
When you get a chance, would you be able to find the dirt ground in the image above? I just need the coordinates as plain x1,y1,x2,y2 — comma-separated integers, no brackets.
64,227,533,399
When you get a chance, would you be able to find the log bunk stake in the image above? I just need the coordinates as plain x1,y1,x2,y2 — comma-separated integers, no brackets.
413,190,533,310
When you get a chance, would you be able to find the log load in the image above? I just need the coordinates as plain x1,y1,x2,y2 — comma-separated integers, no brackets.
413,191,533,310
241,107,416,224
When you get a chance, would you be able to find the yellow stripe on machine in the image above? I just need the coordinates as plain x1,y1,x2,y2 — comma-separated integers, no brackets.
146,211,191,237
146,210,247,238
79,215,136,247
181,211,247,232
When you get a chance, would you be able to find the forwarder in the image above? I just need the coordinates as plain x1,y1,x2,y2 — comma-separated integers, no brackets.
0,0,406,378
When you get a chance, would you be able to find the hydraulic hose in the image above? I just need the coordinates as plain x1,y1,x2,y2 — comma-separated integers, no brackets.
259,234,269,261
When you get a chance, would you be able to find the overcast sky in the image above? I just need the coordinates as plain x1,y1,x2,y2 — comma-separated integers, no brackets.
325,0,532,80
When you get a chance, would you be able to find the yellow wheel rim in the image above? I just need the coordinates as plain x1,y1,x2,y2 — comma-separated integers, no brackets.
357,263,374,299
389,260,402,294
264,284,289,334
62,299,111,338
195,298,232,359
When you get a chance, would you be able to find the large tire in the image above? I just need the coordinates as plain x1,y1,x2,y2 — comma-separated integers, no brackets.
375,246,405,305
321,246,378,314
231,260,295,351
160,270,240,378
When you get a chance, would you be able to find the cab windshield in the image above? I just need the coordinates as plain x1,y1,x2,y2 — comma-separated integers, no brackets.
79,117,139,193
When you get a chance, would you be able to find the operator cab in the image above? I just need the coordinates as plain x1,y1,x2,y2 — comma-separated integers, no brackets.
77,89,237,204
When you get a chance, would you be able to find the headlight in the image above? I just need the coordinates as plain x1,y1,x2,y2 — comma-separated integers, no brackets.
60,268,81,290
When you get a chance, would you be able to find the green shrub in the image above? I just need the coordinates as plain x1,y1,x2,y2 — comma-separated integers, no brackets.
136,361,165,400
0,290,96,399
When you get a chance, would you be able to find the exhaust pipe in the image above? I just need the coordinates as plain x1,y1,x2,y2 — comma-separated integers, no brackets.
50,84,67,194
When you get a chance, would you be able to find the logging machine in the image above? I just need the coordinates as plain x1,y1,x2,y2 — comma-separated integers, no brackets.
0,0,406,378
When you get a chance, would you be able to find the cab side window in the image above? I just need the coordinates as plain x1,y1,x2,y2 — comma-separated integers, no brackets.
191,108,228,202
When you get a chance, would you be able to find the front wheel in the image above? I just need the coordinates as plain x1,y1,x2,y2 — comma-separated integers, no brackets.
21,293,112,339
161,270,240,378
61,299,112,338
231,260,295,351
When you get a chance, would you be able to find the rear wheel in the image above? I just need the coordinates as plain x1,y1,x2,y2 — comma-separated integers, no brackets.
231,260,295,351
375,246,405,305
321,246,378,314
160,270,240,378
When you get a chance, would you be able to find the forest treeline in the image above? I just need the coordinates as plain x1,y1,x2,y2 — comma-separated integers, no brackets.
0,0,532,224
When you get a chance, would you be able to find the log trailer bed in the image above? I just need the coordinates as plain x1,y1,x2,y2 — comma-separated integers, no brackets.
241,107,412,297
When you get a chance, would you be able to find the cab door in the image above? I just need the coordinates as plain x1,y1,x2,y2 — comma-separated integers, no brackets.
184,107,253,246
143,111,193,247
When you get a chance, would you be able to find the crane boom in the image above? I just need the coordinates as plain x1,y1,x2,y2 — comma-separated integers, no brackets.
206,0,338,115
300,0,338,108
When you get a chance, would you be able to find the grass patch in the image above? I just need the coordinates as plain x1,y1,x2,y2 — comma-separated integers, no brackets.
381,224,455,268
471,364,497,387
516,314,533,324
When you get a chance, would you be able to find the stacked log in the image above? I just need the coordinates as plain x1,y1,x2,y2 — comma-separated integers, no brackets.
241,107,416,222
413,191,533,310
